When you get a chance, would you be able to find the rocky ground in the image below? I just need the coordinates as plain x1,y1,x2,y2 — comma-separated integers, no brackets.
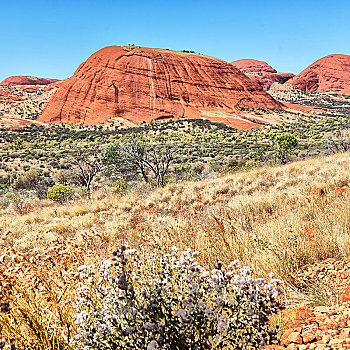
269,258,350,349
274,302,350,349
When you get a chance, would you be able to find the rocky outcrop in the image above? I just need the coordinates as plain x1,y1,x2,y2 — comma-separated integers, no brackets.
287,54,350,94
231,59,294,90
273,304,350,349
38,46,283,125
264,257,350,350
0,76,59,86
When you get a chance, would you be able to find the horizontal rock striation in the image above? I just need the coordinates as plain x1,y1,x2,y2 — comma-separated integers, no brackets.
287,54,350,95
38,46,282,125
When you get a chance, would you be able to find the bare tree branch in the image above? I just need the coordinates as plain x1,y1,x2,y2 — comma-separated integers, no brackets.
102,141,177,186
68,150,102,192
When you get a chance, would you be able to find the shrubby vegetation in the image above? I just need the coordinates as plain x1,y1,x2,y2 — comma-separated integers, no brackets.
47,184,75,204
1,113,350,204
102,141,177,186
274,133,298,164
74,247,283,349
1,150,350,349
1,113,350,348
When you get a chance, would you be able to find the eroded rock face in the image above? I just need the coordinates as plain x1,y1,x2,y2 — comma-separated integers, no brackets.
0,76,59,86
287,54,350,94
231,59,277,74
231,59,294,90
38,46,282,125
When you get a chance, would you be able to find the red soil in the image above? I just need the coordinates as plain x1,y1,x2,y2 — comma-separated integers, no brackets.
283,102,322,112
203,116,262,129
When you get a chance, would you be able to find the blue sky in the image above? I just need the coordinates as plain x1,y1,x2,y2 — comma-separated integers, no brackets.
1,0,349,82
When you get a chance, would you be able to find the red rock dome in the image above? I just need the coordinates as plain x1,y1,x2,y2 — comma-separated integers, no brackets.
231,59,294,90
231,59,277,74
0,76,59,86
287,54,350,94
38,46,283,125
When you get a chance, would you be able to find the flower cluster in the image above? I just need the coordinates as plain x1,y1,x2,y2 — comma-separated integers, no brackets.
73,246,284,350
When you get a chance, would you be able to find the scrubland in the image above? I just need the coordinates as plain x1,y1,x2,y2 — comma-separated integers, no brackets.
1,152,350,348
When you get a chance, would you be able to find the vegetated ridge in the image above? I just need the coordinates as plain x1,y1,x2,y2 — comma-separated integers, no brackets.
231,59,295,90
0,80,61,127
287,54,350,94
38,45,283,126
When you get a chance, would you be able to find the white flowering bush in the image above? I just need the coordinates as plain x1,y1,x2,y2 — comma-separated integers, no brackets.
74,246,284,350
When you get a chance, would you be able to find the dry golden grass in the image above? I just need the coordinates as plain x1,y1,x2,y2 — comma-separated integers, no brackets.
1,152,350,268
1,152,350,347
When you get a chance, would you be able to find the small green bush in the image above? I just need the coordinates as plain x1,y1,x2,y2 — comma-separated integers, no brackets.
274,133,298,165
274,133,298,150
47,184,74,204
12,168,41,190
6,193,32,214
191,161,205,174
0,184,8,195
52,169,76,185
111,178,129,194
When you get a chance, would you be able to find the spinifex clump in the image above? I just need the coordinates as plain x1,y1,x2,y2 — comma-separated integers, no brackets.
74,246,284,350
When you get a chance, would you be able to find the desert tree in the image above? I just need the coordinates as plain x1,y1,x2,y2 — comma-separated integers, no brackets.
327,130,350,154
274,133,298,165
12,168,53,199
68,150,102,192
102,140,177,186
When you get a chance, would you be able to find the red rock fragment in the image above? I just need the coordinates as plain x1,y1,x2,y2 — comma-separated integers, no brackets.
287,331,303,344
302,331,316,343
343,284,350,302
284,306,315,328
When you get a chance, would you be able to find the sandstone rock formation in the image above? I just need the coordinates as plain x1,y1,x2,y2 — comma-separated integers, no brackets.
231,59,294,90
0,76,59,86
287,54,350,95
232,59,277,74
38,46,283,125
